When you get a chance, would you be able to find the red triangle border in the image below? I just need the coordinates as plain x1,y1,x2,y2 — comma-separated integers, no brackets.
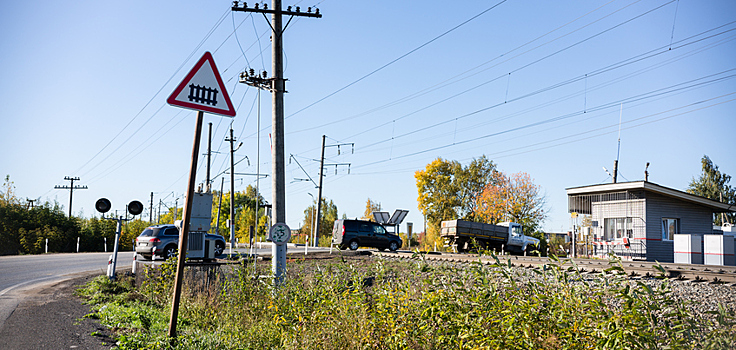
166,51,236,117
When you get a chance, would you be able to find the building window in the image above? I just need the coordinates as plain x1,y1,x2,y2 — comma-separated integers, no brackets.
662,218,678,241
603,218,632,241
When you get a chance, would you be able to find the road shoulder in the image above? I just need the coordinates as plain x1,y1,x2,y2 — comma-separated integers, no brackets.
0,273,115,350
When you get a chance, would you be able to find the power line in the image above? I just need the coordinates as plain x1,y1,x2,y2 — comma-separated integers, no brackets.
351,91,736,171
284,0,510,120
288,0,689,147
71,7,232,177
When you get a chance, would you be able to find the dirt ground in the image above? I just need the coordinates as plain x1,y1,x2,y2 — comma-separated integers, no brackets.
0,273,115,350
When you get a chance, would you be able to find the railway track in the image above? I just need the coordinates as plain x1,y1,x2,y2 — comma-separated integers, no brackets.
374,250,736,285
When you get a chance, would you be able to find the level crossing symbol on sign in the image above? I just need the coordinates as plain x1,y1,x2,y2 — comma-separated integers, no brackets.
167,51,236,117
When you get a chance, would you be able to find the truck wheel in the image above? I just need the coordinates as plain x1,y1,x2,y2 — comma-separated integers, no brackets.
389,241,399,252
214,241,225,256
348,240,359,250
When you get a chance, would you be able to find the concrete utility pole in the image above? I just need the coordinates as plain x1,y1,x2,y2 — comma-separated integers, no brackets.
314,135,326,247
149,192,154,223
225,127,241,255
314,136,353,247
54,176,87,217
232,0,321,285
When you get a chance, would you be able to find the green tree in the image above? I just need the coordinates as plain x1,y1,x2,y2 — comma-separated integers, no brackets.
415,157,499,250
1,175,19,205
455,155,500,221
302,198,338,246
687,155,735,225
80,217,117,252
210,185,266,241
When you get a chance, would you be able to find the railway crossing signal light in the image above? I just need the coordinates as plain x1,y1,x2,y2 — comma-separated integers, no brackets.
95,198,144,216
95,198,111,213
128,200,144,216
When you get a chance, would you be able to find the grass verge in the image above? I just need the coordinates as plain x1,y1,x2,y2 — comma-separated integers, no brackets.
77,254,736,349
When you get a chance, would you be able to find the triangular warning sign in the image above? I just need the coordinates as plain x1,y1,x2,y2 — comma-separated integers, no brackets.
167,51,236,117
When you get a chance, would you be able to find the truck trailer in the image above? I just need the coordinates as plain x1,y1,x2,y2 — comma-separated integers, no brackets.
440,220,539,254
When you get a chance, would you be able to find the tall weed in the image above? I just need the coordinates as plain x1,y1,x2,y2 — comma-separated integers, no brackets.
79,255,735,349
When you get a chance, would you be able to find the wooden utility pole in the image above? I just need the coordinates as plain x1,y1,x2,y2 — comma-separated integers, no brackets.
168,111,204,339
206,122,213,188
54,176,87,217
232,0,321,285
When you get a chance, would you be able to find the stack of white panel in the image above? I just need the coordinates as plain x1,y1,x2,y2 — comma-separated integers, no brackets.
704,234,736,266
674,234,702,264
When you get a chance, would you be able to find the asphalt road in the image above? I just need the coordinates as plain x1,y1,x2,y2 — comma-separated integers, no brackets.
0,251,134,329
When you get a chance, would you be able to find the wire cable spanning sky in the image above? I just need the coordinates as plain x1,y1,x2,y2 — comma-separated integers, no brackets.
1,0,734,234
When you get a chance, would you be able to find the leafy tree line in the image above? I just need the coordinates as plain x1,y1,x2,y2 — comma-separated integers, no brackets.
0,175,147,254
0,175,324,254
0,176,213,255
299,198,339,246
415,156,547,251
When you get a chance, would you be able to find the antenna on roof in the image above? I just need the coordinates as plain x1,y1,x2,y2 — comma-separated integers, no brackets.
613,103,623,183
645,162,650,182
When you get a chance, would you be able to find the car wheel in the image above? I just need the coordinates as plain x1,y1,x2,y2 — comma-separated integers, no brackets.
214,241,225,256
348,240,359,250
389,241,399,252
163,245,178,259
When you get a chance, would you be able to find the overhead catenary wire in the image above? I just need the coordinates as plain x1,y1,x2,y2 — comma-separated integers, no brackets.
284,0,636,137
288,0,699,156
354,34,736,153
348,92,736,177
284,0,511,120
71,7,232,177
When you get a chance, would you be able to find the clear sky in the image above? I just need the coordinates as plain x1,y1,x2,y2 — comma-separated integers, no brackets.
1,0,734,236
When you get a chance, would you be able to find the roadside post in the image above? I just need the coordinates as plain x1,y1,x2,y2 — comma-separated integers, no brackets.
164,51,236,340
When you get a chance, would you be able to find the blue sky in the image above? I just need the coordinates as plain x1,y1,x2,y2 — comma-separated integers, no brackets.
1,0,734,235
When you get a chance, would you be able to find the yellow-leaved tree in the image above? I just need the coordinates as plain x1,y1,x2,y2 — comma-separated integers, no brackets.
476,171,546,236
415,156,499,250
